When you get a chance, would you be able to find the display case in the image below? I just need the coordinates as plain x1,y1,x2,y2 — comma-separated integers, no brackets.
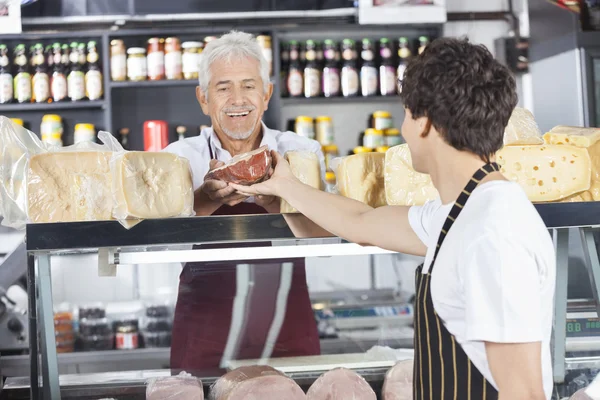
2,203,600,399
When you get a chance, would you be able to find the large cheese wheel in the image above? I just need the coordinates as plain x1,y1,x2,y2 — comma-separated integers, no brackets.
306,368,376,400
335,153,386,208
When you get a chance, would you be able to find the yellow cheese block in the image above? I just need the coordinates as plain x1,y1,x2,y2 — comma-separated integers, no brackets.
27,152,113,223
281,151,321,213
112,152,194,219
384,144,439,206
503,107,544,146
335,153,386,207
497,144,591,202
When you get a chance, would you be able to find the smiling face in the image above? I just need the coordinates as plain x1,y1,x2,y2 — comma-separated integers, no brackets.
197,56,273,140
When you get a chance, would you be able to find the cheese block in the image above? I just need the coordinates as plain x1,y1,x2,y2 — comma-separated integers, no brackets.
503,107,544,146
280,150,321,213
496,144,591,202
112,152,194,219
27,152,113,223
384,144,438,206
335,153,386,207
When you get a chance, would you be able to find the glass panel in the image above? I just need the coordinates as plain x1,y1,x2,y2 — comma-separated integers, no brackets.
595,57,600,126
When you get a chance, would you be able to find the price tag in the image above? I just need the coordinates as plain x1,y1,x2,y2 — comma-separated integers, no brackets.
0,0,22,34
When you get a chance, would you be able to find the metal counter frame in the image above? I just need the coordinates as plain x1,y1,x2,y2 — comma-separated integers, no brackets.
23,203,600,399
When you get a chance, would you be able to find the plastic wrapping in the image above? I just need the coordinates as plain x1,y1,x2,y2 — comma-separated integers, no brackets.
306,367,376,400
205,145,272,185
503,107,544,146
280,150,321,214
209,365,305,400
331,153,386,208
384,144,439,206
146,371,204,400
382,360,413,400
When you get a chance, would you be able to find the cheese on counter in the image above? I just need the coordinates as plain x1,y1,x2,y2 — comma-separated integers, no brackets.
335,153,386,208
497,144,591,202
384,144,438,206
281,151,321,213
112,152,194,220
504,107,544,146
27,152,113,223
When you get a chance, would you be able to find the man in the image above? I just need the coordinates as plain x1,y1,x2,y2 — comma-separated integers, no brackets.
234,38,555,400
164,31,324,371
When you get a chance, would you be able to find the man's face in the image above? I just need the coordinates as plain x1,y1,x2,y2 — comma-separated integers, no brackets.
197,56,273,140
401,108,430,174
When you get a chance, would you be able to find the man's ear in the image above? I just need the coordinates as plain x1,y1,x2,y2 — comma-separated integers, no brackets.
196,86,209,115
263,82,274,111
419,118,432,138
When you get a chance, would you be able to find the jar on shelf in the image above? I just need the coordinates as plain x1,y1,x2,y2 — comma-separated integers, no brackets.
315,116,334,146
165,37,182,80
256,35,273,77
147,38,165,81
182,41,203,80
325,171,336,193
114,318,139,350
79,303,106,319
127,47,147,81
322,144,339,171
294,116,315,139
40,114,63,147
372,111,393,130
142,331,172,348
110,39,127,82
79,318,112,337
143,317,172,333
74,123,96,144
384,128,402,147
363,128,385,149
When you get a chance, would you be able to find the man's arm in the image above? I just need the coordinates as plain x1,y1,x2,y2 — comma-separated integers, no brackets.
486,342,546,400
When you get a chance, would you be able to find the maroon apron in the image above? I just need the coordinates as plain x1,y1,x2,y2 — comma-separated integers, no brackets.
170,202,321,373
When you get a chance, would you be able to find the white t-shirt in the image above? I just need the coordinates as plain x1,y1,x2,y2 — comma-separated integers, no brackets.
408,180,556,399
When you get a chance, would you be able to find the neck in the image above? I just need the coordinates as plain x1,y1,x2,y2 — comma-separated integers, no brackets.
214,124,263,156
428,147,490,205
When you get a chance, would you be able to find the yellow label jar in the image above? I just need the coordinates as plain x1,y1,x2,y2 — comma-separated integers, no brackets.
182,41,203,80
363,128,385,149
41,114,63,147
295,116,315,139
373,111,393,130
127,47,147,82
74,123,96,144
316,116,335,145
322,144,339,171
384,128,402,147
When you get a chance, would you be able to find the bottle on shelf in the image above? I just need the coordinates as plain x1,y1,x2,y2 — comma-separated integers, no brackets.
360,38,378,97
67,42,85,101
147,37,165,81
397,37,412,94
379,38,397,97
287,41,303,98
304,40,321,99
256,35,273,77
51,43,68,102
110,39,127,82
176,125,187,141
85,41,103,101
340,39,359,98
322,39,340,98
45,45,54,70
280,42,290,98
13,44,32,104
165,37,183,81
119,128,130,150
32,43,50,104
418,36,430,55
0,44,13,104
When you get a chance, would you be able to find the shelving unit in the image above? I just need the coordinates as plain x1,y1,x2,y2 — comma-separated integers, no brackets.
281,96,402,106
0,100,107,112
109,79,199,89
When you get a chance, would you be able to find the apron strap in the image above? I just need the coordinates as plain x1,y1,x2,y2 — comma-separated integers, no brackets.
429,162,499,267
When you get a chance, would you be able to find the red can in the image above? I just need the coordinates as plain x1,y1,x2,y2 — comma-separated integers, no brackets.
143,120,169,151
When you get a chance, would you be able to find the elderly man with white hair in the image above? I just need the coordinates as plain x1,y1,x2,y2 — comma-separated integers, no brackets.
164,31,324,372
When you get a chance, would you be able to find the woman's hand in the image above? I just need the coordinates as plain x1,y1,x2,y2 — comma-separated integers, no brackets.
230,150,297,198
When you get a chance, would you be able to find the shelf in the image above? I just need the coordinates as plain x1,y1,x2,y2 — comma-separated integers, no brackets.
0,100,106,113
110,79,199,89
281,95,402,106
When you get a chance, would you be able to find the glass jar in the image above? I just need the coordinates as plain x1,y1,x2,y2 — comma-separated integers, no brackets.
182,41,203,80
294,116,315,139
385,128,402,147
165,37,182,80
256,35,273,77
127,47,147,81
79,318,112,337
316,116,334,146
322,144,339,171
110,39,127,82
142,331,172,348
147,38,165,81
79,303,106,319
372,111,393,130
363,128,385,149
41,114,63,147
74,123,96,144
115,320,139,350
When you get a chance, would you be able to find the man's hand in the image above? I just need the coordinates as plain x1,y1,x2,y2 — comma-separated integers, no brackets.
194,160,249,215
230,151,296,198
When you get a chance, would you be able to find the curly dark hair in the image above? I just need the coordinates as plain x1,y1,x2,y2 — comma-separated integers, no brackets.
399,37,518,162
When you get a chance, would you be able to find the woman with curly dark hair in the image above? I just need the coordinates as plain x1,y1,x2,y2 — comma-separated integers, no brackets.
234,37,554,400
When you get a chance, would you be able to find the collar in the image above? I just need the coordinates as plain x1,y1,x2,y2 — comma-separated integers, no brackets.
208,121,278,155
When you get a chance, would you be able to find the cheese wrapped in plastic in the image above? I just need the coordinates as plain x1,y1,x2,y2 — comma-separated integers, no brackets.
333,153,386,208
146,372,204,400
111,151,194,220
544,125,600,201
503,107,544,145
497,144,591,202
280,150,321,214
384,144,438,206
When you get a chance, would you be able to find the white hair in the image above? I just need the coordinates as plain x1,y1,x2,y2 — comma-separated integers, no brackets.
198,30,269,94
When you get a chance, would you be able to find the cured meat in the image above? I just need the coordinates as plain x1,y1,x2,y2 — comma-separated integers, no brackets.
204,146,272,185
382,360,413,400
306,368,376,400
146,374,204,400
209,365,305,400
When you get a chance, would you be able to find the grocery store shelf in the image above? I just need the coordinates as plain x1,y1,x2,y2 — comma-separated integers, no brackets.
0,100,106,113
110,80,199,89
281,95,403,106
